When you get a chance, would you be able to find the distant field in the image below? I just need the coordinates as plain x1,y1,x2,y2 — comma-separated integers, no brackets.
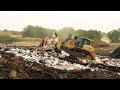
0,31,120,47
9,34,22,38
0,31,41,46
10,38,41,46
0,31,12,35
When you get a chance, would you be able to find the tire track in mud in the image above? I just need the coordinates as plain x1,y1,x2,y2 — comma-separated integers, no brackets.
60,56,120,73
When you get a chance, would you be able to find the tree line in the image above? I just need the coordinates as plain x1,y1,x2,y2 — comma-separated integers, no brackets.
21,25,102,40
1,25,120,43
22,25,56,38
22,25,120,43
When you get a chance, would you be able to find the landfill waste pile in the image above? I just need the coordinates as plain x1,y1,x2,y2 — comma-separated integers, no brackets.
0,45,120,79
0,50,120,79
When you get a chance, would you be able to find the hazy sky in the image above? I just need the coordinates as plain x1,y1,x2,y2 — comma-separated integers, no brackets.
0,11,120,33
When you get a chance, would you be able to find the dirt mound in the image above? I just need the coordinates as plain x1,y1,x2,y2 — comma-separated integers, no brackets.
0,51,120,79
92,40,109,48
92,40,111,56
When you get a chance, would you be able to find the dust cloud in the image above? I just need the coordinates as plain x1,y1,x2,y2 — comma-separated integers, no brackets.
101,35,111,44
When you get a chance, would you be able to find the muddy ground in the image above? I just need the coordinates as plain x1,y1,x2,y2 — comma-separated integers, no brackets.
95,43,120,56
0,51,120,79
0,43,120,79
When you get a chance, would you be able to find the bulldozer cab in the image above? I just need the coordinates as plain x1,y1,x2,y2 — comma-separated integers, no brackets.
77,38,93,47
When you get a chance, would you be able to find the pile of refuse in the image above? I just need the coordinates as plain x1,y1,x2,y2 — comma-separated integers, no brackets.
4,47,89,71
4,46,120,69
0,45,120,79
0,50,120,79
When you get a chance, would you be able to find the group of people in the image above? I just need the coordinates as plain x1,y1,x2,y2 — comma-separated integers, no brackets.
39,33,59,50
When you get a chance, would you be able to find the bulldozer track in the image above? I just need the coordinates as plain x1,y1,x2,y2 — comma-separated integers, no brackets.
60,56,120,73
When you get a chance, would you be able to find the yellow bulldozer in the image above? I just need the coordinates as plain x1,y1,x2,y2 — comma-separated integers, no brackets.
56,37,96,60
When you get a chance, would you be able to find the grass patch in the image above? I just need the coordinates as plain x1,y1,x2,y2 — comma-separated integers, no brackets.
0,34,41,46
10,37,41,46
0,35,19,44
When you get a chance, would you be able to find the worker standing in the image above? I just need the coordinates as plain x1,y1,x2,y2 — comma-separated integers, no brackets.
51,33,59,48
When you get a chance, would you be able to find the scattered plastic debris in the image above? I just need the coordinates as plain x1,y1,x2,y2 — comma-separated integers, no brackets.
0,45,120,79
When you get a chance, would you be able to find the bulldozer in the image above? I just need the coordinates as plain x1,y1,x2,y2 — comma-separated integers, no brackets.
56,37,96,60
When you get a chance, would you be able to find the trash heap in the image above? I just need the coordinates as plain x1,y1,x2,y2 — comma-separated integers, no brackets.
0,44,120,79
5,47,89,71
0,50,120,79
2,46,120,72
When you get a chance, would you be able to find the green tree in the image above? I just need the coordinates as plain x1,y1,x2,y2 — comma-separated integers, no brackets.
22,25,57,38
76,29,101,40
108,29,120,43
